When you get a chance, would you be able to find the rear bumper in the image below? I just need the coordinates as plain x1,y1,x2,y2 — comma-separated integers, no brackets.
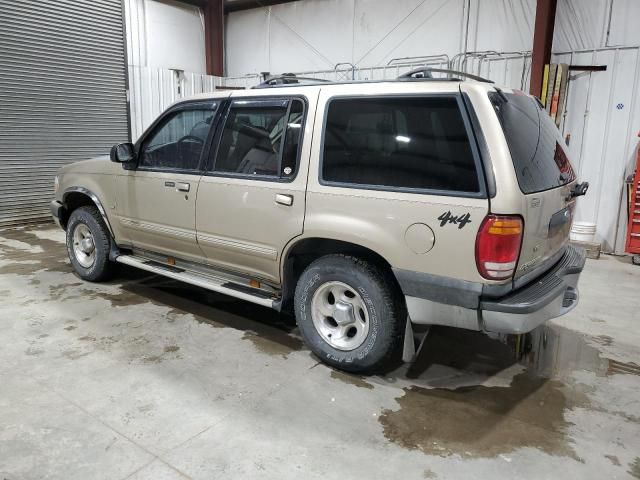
480,244,585,333
398,244,587,334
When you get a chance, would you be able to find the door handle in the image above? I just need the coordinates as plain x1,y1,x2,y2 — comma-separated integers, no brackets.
275,194,293,206
176,182,190,192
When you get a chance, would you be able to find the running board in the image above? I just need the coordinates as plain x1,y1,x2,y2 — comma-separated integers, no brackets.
115,255,276,308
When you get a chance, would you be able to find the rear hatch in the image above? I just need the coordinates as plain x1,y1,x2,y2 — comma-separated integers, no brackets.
489,90,577,283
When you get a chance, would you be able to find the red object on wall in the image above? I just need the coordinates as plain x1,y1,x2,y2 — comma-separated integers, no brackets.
626,135,640,257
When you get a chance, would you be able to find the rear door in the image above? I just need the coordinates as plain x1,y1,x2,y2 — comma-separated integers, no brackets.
489,91,577,280
195,95,313,283
117,101,218,262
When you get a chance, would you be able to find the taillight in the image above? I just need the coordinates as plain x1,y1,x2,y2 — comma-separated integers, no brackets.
475,215,523,280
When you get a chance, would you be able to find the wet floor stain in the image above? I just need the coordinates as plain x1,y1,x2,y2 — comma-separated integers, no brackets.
607,359,640,376
592,334,614,346
3,224,639,465
0,226,304,360
61,348,90,360
377,324,639,459
25,347,44,356
630,458,640,479
0,228,71,275
379,372,584,458
330,370,374,389
605,454,621,466
117,274,304,357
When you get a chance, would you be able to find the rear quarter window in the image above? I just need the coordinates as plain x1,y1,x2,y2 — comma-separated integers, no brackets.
489,91,576,194
321,96,481,194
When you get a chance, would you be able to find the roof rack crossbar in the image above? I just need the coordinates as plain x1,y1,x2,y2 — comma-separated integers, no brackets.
397,68,494,84
253,75,333,88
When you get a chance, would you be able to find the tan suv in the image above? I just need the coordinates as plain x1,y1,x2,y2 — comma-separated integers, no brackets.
51,70,588,373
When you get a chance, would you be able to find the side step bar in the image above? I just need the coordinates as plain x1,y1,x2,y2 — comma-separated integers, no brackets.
115,255,276,308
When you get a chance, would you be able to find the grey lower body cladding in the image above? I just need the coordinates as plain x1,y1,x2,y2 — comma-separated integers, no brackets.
395,245,586,334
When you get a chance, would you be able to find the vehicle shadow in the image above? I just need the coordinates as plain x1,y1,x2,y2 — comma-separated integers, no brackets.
111,265,531,382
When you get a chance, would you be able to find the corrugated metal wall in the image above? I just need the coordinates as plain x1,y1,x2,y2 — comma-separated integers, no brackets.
0,0,129,226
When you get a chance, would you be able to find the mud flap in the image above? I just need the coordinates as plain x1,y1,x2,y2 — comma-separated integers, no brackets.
403,316,430,363
402,316,415,362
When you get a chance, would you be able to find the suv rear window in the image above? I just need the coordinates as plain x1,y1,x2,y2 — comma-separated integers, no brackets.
489,91,576,194
322,96,480,194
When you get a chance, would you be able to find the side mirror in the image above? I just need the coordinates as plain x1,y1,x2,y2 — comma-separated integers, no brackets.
110,143,136,164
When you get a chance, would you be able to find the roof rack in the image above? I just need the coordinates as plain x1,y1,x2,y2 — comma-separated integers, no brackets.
253,75,332,88
397,68,494,84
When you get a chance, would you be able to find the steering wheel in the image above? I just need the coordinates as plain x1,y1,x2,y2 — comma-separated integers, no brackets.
177,135,205,147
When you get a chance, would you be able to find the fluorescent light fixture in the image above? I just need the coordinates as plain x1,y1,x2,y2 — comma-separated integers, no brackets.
395,135,411,143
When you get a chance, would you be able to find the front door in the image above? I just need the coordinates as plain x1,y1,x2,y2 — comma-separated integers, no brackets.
117,101,218,262
195,95,313,283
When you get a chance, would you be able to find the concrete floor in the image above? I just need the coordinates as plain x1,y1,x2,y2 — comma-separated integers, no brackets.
0,225,639,480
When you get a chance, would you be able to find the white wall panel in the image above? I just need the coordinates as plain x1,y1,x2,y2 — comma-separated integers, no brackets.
125,0,147,68
224,9,270,75
125,0,206,73
352,0,463,67
146,0,206,73
553,0,608,51
470,0,535,52
225,0,467,76
554,47,640,252
608,0,640,47
268,0,353,73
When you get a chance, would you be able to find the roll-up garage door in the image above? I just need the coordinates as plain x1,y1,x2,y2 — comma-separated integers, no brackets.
0,0,129,226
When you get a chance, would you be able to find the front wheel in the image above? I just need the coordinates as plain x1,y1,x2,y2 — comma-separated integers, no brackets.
66,205,113,281
294,254,404,373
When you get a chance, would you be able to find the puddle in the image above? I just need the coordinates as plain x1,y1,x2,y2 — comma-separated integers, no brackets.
380,323,638,459
407,323,638,382
379,372,583,458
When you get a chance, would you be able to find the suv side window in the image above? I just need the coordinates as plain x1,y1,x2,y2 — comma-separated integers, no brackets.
322,96,480,193
213,98,304,179
139,107,215,171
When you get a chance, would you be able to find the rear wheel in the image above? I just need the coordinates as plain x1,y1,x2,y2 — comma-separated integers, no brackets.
66,206,113,281
294,254,404,373
633,255,640,266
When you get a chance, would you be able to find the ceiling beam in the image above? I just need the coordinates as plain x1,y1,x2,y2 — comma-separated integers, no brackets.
178,0,208,7
224,0,301,13
177,0,303,14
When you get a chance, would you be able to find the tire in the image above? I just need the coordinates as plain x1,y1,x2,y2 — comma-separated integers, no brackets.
294,254,405,373
66,205,113,282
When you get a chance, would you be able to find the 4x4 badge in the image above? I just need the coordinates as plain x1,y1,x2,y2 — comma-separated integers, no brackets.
438,211,472,229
